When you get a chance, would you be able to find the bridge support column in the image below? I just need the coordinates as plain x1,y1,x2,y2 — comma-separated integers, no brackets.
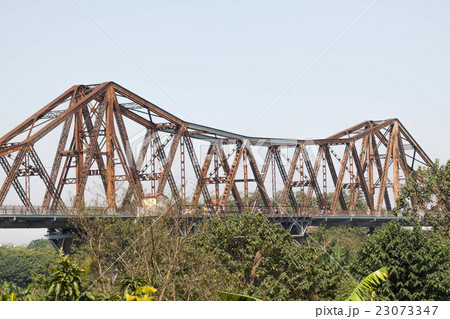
47,228,76,255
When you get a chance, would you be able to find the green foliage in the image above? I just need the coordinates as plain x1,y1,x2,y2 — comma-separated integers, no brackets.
218,291,260,301
27,239,52,249
35,251,93,301
192,212,344,300
0,245,55,287
120,276,149,297
0,281,40,301
395,160,450,239
347,267,388,301
71,214,229,301
0,281,18,301
353,221,450,300
125,285,157,301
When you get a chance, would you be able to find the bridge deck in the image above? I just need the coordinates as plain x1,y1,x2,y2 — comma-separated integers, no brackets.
0,206,401,229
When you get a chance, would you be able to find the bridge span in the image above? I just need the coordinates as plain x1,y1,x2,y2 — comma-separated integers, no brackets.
0,82,430,251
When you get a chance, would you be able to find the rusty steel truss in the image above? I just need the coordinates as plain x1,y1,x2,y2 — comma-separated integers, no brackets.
0,82,432,213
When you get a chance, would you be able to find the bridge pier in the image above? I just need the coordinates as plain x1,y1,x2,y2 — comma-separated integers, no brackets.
47,228,76,255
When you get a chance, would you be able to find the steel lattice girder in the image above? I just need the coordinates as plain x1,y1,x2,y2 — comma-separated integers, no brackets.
0,82,433,212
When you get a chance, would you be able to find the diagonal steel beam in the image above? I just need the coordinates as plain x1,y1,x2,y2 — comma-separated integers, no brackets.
113,96,144,204
397,120,432,166
42,88,84,209
122,128,153,206
42,116,73,209
0,146,30,206
0,83,111,158
184,136,213,208
330,144,350,211
275,148,298,210
250,148,273,208
29,148,65,210
325,145,348,211
157,126,185,198
351,142,374,211
372,134,392,211
392,123,400,202
396,130,410,179
245,144,271,211
376,125,395,211
77,100,107,196
303,146,325,209
82,105,108,192
349,134,370,210
151,132,180,202
0,156,35,212
0,86,77,145
190,144,215,209
216,140,244,210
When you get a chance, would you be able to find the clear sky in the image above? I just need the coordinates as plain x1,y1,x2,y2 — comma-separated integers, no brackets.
0,0,449,244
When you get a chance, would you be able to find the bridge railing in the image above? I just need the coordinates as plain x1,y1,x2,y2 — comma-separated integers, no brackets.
0,206,132,216
180,209,397,219
0,205,398,218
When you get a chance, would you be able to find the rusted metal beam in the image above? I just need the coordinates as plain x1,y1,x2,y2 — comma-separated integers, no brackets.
81,104,108,193
0,83,111,158
217,143,244,211
330,144,350,211
351,142,374,211
377,125,395,211
250,148,273,208
0,155,35,212
303,146,325,209
245,144,271,211
372,134,392,211
152,132,180,202
349,134,370,210
184,135,213,208
325,145,347,211
397,120,432,166
105,87,116,209
121,128,153,207
112,83,184,126
77,99,107,198
157,126,185,198
74,109,84,202
0,146,30,206
275,147,299,210
28,148,65,210
190,144,215,209
243,148,249,207
392,123,400,202
0,86,77,145
113,97,144,204
42,117,72,209
367,133,374,205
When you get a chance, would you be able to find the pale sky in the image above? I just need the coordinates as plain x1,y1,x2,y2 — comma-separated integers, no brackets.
0,0,449,244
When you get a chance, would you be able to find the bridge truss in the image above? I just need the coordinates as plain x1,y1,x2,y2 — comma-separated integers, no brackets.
0,82,432,213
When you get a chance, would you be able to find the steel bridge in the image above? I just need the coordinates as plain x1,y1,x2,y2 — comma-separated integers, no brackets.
0,82,431,249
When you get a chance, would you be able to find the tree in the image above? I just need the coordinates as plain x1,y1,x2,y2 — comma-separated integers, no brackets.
27,239,51,249
395,160,449,239
35,251,94,301
0,246,55,287
71,208,230,301
191,212,345,300
352,221,450,300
